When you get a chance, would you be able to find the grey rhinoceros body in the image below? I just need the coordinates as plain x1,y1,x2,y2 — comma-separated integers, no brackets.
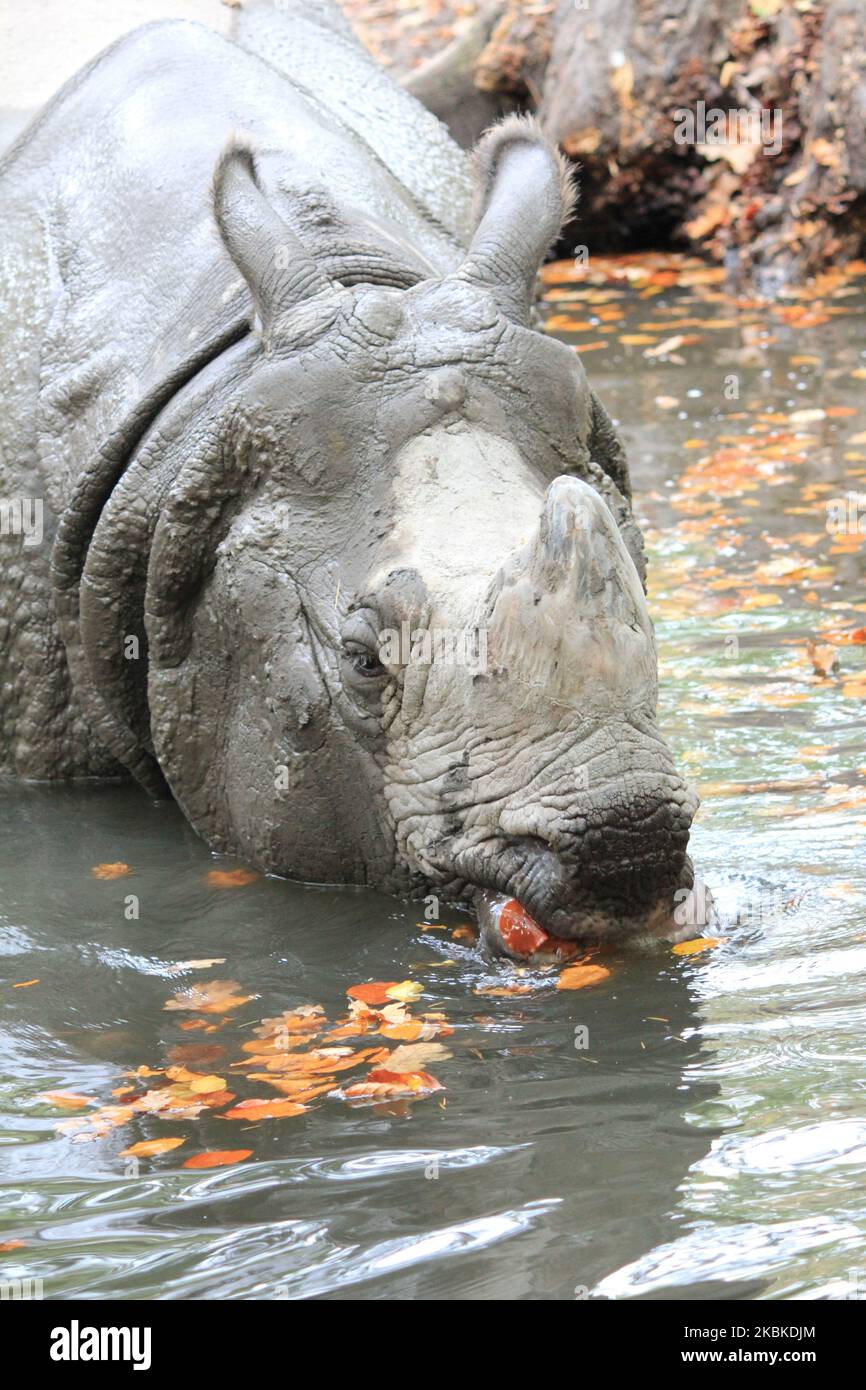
0,10,698,942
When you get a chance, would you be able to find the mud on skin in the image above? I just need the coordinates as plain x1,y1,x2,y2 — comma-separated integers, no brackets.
0,2,703,949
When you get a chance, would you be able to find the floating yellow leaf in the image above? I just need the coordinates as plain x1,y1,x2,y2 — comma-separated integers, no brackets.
39,1091,96,1110
119,1137,186,1158
385,981,424,1003
385,1042,452,1071
672,937,726,956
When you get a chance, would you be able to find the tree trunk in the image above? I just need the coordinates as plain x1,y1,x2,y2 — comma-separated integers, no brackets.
344,0,866,292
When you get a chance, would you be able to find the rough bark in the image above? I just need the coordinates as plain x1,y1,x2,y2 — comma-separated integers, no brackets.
401,1,512,147
343,0,866,291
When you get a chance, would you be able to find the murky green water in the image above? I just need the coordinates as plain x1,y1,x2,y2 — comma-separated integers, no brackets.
2,254,865,1300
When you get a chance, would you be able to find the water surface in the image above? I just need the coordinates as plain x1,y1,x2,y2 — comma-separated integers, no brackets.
1,254,865,1300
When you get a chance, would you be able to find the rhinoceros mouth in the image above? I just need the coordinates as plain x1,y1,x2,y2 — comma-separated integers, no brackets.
430,832,698,948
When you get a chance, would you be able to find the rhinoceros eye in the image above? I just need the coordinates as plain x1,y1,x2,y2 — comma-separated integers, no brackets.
341,641,386,685
350,649,385,678
340,610,388,690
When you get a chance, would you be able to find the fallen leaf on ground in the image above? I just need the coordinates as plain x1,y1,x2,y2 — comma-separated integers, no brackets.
684,203,729,238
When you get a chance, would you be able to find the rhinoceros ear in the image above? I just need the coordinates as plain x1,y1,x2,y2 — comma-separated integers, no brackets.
212,139,333,341
458,115,577,325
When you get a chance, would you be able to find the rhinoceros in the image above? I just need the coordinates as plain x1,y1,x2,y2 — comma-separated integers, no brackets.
0,4,700,945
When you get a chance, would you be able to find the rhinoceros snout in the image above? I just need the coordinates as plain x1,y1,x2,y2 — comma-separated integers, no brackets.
467,774,699,944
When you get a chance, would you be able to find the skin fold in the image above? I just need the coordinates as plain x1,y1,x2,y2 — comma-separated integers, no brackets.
0,5,699,945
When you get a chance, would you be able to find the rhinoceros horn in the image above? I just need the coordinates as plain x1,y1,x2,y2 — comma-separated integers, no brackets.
456,115,577,326
212,139,335,341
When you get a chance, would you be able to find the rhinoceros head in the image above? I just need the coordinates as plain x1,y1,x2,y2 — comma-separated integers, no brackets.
80,119,697,943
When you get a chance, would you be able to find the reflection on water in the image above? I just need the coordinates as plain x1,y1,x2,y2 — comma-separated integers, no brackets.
0,785,712,1299
1,253,865,1299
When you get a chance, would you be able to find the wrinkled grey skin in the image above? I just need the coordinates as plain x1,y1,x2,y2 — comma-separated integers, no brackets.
0,7,698,944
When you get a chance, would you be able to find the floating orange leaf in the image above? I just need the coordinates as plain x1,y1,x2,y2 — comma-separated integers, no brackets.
167,1043,227,1066
91,862,131,880
221,1098,308,1121
119,1137,186,1158
163,1068,228,1094
451,925,477,944
39,1091,96,1110
672,937,727,956
250,1078,334,1103
336,1069,443,1102
806,640,839,677
346,981,399,1005
207,868,257,888
183,1149,252,1169
164,980,258,1015
253,1006,325,1038
379,1020,423,1041
556,964,612,991
544,314,597,332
